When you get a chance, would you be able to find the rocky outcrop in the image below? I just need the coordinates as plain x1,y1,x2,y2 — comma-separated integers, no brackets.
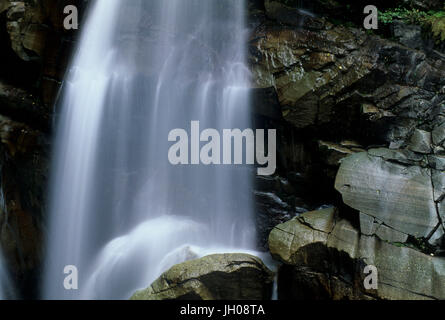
249,0,445,251
269,208,445,300
335,151,443,242
249,19,445,139
131,254,274,300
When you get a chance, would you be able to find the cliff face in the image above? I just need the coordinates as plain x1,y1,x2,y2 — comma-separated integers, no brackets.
0,0,444,299
250,0,445,299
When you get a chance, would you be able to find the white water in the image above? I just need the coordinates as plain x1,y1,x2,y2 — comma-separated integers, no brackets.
0,188,15,300
43,0,255,299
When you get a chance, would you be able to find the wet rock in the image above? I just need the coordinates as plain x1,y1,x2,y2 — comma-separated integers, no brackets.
269,208,445,300
359,212,408,243
0,115,47,297
131,254,274,300
318,141,364,167
249,13,445,150
368,148,423,166
254,174,310,250
250,87,282,120
409,129,432,154
439,200,445,226
428,155,445,170
5,1,42,61
0,81,50,132
0,0,86,107
432,122,445,146
335,152,438,238
432,169,445,202
393,20,423,50
402,0,443,11
269,207,337,265
264,0,324,30
0,0,11,14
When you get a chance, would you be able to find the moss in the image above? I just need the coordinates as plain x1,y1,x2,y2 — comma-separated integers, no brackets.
379,6,445,44
425,16,445,43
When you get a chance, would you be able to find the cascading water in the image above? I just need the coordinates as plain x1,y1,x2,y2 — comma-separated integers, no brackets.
43,0,256,299
0,254,9,299
0,252,8,299
0,252,15,300
0,188,15,300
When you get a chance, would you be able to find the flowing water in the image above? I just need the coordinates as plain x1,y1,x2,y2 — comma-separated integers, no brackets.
0,253,12,300
0,188,15,300
43,0,255,299
0,251,16,300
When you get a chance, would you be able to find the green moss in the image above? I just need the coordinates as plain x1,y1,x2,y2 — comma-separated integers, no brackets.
425,16,445,43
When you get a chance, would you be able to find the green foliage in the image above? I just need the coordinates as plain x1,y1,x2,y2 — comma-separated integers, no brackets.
379,7,428,24
425,15,445,43
428,10,445,18
379,6,445,43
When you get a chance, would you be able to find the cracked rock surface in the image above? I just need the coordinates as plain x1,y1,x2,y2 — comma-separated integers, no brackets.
130,254,274,300
269,208,445,300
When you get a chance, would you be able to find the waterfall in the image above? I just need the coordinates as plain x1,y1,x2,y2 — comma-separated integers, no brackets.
43,0,255,299
0,252,14,300
0,187,15,300
0,254,7,300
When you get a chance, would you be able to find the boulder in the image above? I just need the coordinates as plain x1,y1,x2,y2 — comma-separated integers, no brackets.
393,20,423,50
269,207,337,265
131,254,274,300
359,212,408,243
408,129,432,154
335,151,438,239
432,122,445,146
269,208,445,300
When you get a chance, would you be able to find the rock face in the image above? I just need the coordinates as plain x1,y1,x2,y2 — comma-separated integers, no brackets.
131,254,274,300
269,208,445,300
335,152,439,239
249,3,445,298
1,0,87,109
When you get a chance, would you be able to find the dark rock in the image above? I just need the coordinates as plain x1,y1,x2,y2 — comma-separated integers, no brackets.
409,129,432,154
429,155,445,170
393,20,423,50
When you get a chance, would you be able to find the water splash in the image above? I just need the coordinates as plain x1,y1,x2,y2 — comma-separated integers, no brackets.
43,0,255,299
